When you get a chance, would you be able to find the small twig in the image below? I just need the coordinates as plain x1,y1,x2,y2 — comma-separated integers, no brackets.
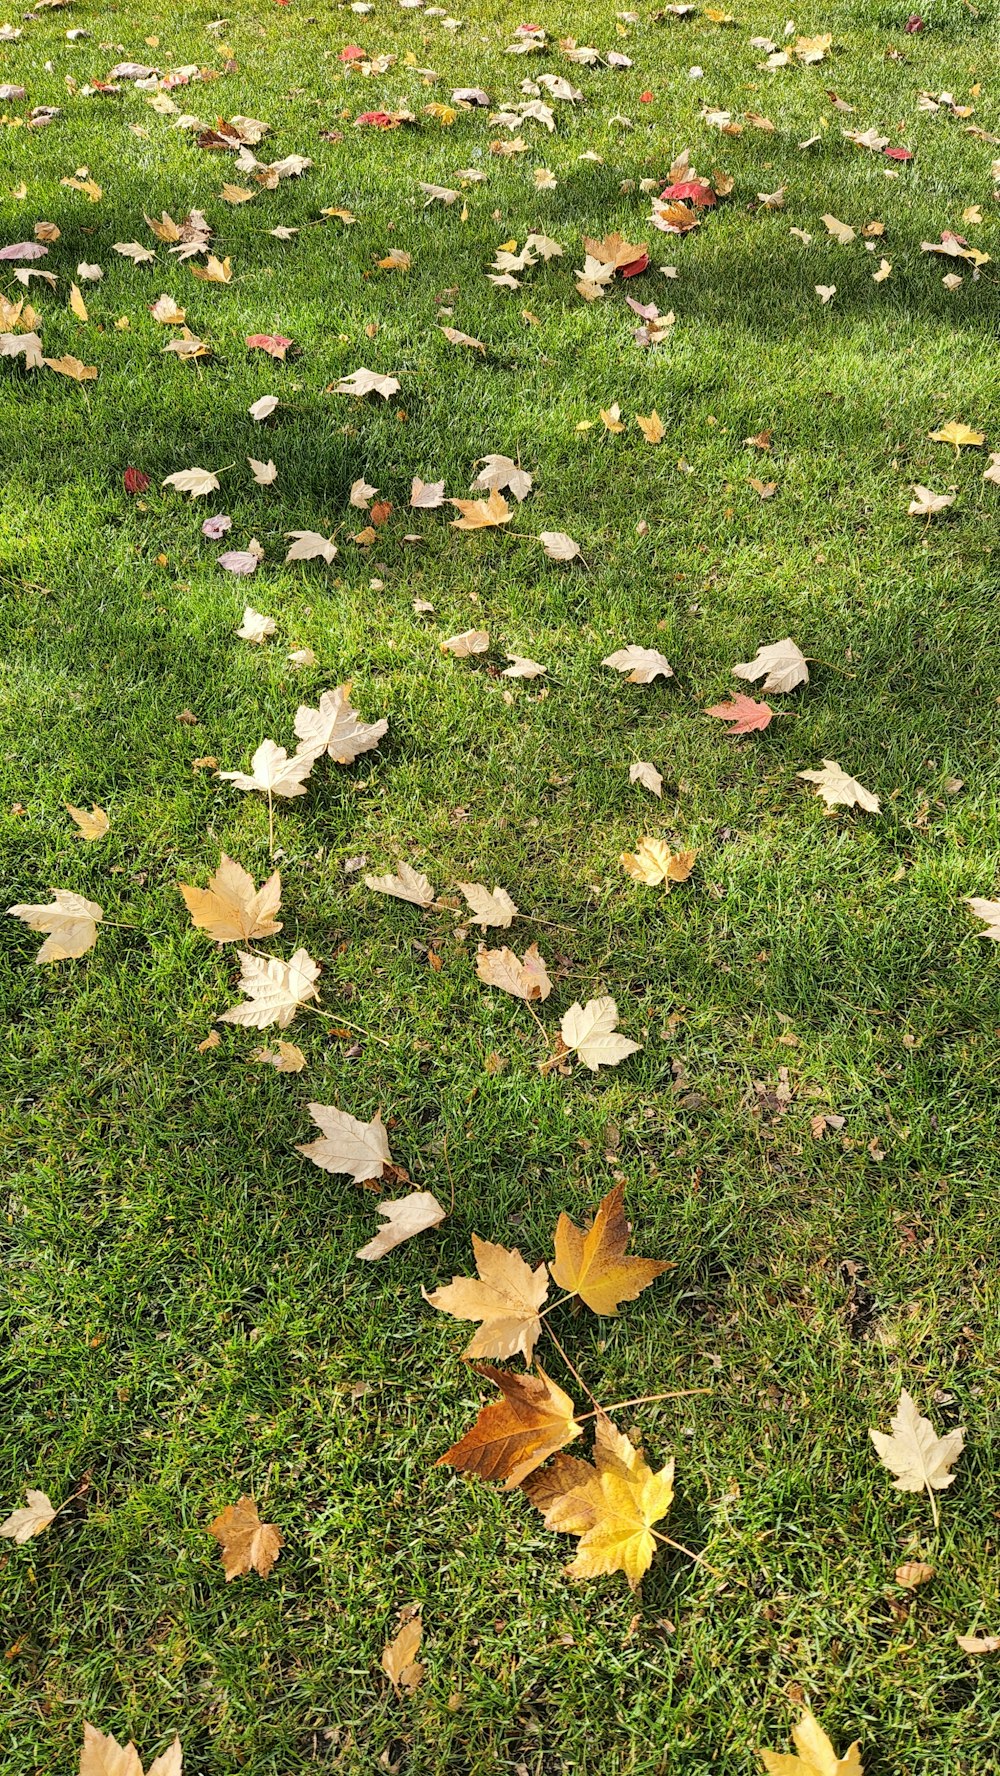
267,784,275,857
545,1325,599,1408
442,1128,456,1215
307,1006,392,1048
577,1387,712,1420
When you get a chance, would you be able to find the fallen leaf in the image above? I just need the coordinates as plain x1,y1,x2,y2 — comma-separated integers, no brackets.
603,645,673,684
208,1496,283,1580
550,1183,666,1313
475,941,551,1001
424,1236,550,1362
79,1725,183,1776
294,684,387,763
822,214,856,245
438,1364,580,1488
442,628,490,656
732,637,808,694
797,760,880,813
957,1632,1000,1655
440,325,485,353
236,605,276,642
966,897,1000,940
815,284,837,304
928,420,985,454
357,1191,446,1259
334,366,400,399
246,332,292,360
162,466,221,499
524,1413,674,1587
502,654,547,679
869,1389,963,1497
249,395,279,422
150,293,186,324
44,353,98,381
472,455,533,501
759,1708,863,1776
218,739,314,798
190,254,233,285
629,760,662,797
457,882,519,927
896,1561,935,1588
450,489,512,530
620,839,697,888
219,948,321,1029
350,477,378,507
252,1039,306,1072
539,530,581,562
297,1103,391,1184
382,1614,426,1694
179,854,282,944
66,802,109,841
560,998,641,1073
68,282,88,322
365,863,435,906
410,475,446,509
0,1489,59,1544
8,889,103,962
248,457,278,487
705,693,773,733
635,410,665,444
284,529,338,565
908,484,954,516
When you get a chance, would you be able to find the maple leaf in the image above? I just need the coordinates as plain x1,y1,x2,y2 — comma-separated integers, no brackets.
79,1725,183,1776
247,332,292,360
457,883,519,927
218,740,314,798
440,325,485,354
797,760,880,813
896,1560,935,1589
476,942,552,1001
929,420,985,454
44,354,98,382
629,761,662,797
66,803,110,841
294,685,387,764
252,1039,306,1072
248,457,278,487
0,1488,59,1543
524,1414,674,1587
869,1389,963,1504
357,1191,446,1259
208,1495,283,1579
334,366,400,399
603,646,673,684
582,232,648,274
705,693,774,734
550,1183,667,1315
8,889,103,962
419,182,460,204
365,863,435,906
162,466,221,499
732,637,808,694
219,548,261,578
635,411,664,444
150,293,186,324
620,839,697,888
297,1103,391,1185
442,629,490,656
284,529,338,565
410,475,446,509
503,654,547,679
424,1235,550,1362
350,477,378,508
966,897,1000,940
822,214,855,245
450,489,513,530
236,605,275,642
190,254,232,284
179,854,282,944
382,1613,426,1694
561,998,641,1072
220,948,320,1031
438,1364,581,1488
759,1709,863,1776
908,484,954,517
815,285,837,305
221,182,256,204
540,531,581,563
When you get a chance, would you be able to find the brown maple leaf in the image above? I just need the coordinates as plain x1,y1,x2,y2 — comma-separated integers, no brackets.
207,1495,283,1580
549,1184,668,1315
438,1364,580,1488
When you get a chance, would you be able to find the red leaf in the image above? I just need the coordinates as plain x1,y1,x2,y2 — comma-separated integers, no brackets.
660,180,716,208
340,44,367,59
620,251,650,278
246,333,293,360
704,694,773,735
884,145,914,161
639,90,653,103
124,468,150,494
355,111,399,129
904,14,924,31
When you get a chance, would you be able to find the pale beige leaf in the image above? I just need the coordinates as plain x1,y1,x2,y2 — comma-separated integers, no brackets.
629,761,662,797
68,281,88,322
284,529,338,565
144,1741,183,1776
350,477,378,508
822,213,855,244
218,739,314,798
0,331,43,369
423,1234,549,1362
441,628,490,657
475,941,551,1001
248,456,278,487
252,1039,306,1072
208,1495,283,1579
44,354,97,382
410,475,446,509
66,803,109,841
908,484,954,516
294,685,387,763
78,1724,145,1776
869,1389,964,1493
8,889,103,962
561,997,641,1072
895,1561,935,1588
472,455,533,501
797,760,880,813
539,530,581,562
457,883,519,928
957,1632,1000,1655
236,605,276,643
440,325,485,353
249,395,279,421
179,854,282,944
150,293,186,324
356,1191,446,1259
502,654,546,679
161,466,220,499
297,1103,391,1184
364,863,435,907
0,1488,59,1544
732,636,808,694
334,366,400,399
219,948,320,1030
382,1615,426,1693
966,897,1000,940
603,645,674,684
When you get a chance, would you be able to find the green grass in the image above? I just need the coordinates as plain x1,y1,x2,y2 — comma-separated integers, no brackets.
2,0,1000,1770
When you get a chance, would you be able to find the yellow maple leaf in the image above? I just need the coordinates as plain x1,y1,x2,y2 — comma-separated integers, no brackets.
449,488,513,530
524,1414,674,1588
928,420,985,455
620,838,697,887
759,1708,863,1776
550,1183,668,1315
635,410,664,444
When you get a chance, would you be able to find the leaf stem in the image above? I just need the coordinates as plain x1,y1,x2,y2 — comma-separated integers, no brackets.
267,784,275,857
651,1529,742,1588
536,1292,576,1321
544,1324,599,1409
577,1387,712,1420
926,1481,940,1532
307,1006,392,1048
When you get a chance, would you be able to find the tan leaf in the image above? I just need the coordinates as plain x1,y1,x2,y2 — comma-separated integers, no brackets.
293,685,387,763
350,476,378,508
252,1039,306,1073
297,1103,391,1185
43,353,98,381
869,1389,963,1495
113,242,157,263
441,628,490,657
450,488,512,530
502,654,547,679
472,455,533,501
629,761,662,797
382,1614,426,1694
815,284,837,304
732,636,808,694
179,854,282,944
908,484,955,517
822,213,856,245
377,248,412,270
356,1191,446,1259
438,1364,580,1488
68,281,88,321
208,1495,283,1580
423,1235,550,1362
603,645,673,684
8,889,103,962
236,605,276,642
162,466,221,498
248,457,278,487
966,896,1000,940
190,254,232,284
550,1183,667,1314
457,882,519,927
1,330,44,369
364,863,435,907
0,1488,59,1544
218,739,314,798
524,1414,674,1588
219,948,321,1030
620,839,697,888
797,760,880,813
150,293,186,324
895,1561,935,1588
560,998,641,1072
66,802,109,841
440,325,485,353
78,1724,166,1776
284,529,338,565
635,410,664,444
957,1632,1000,1655
410,475,447,509
759,1708,863,1776
221,182,256,204
475,941,551,1001
539,530,581,562
334,366,400,399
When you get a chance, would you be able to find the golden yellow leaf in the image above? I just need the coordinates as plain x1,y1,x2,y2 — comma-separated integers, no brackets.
759,1708,863,1776
438,1364,581,1489
928,420,985,454
61,174,102,202
635,410,664,444
550,1183,668,1315
221,182,256,204
68,281,88,322
179,854,282,944
423,1235,550,1362
190,254,233,285
524,1414,674,1587
449,488,513,530
66,802,109,841
208,1495,283,1580
43,354,97,381
620,839,697,888
79,1724,182,1776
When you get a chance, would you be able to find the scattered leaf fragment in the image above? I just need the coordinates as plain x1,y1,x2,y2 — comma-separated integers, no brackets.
357,1192,446,1259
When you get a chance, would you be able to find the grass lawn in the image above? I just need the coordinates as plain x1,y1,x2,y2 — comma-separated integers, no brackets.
3,0,1000,1770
